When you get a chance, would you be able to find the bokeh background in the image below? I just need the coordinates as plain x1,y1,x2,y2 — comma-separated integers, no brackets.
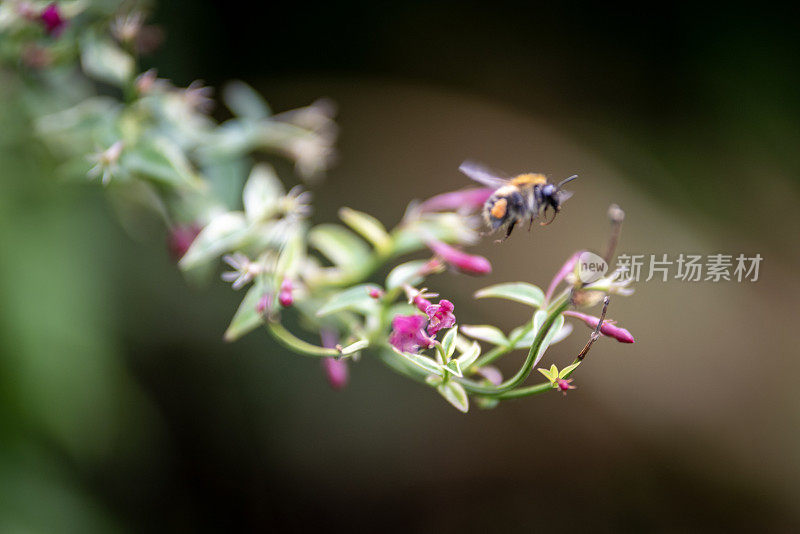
2,2,800,532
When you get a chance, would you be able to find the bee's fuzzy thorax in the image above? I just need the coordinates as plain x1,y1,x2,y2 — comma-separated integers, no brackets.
510,173,547,186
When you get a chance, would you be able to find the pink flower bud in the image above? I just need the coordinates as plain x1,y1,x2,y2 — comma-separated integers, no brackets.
320,329,348,390
564,311,635,344
545,251,584,302
419,258,445,276
322,357,349,390
412,293,432,313
556,378,575,395
278,278,294,307
426,239,492,275
419,187,494,213
368,288,383,299
40,3,66,36
167,223,201,261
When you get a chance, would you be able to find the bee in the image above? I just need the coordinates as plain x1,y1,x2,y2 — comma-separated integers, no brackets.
459,160,578,240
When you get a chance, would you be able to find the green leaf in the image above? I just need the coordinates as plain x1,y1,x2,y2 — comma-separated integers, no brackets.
178,212,248,270
223,81,272,120
243,163,284,223
510,320,571,349
559,361,581,379
537,366,557,383
339,207,392,253
460,325,508,346
391,347,444,377
201,154,249,209
80,33,134,87
437,381,469,413
444,359,463,378
308,224,371,271
316,284,381,317
456,341,481,370
274,229,305,278
122,137,201,188
223,282,265,342
474,282,545,308
386,260,428,290
442,326,458,360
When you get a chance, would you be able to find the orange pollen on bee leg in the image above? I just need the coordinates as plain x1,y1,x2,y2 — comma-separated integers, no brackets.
490,198,508,218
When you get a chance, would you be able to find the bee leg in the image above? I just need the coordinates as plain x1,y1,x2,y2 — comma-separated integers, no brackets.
540,207,557,226
495,220,517,243
527,215,535,231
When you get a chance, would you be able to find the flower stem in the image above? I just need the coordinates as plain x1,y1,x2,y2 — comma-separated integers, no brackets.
266,322,340,357
457,290,571,395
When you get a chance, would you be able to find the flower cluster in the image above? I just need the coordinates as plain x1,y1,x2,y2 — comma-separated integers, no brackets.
1,0,638,414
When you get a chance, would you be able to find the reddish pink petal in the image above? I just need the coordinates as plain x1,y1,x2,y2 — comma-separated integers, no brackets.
419,188,494,213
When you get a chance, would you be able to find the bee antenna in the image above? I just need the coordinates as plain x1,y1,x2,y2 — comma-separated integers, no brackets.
557,175,578,189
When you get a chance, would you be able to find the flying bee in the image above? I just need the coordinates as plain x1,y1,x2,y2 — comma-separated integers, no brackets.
459,160,578,240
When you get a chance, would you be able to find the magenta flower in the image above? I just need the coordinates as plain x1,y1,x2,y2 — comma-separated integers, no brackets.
545,251,584,302
389,315,435,353
412,293,432,313
564,311,635,344
368,288,384,299
167,223,201,261
556,378,576,395
425,299,455,336
322,357,349,390
278,278,294,307
321,329,348,390
419,187,494,213
426,239,491,275
40,3,66,36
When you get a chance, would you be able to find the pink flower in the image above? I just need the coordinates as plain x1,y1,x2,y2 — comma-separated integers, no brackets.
426,239,491,275
545,251,584,302
320,329,348,390
412,293,432,313
40,3,66,36
389,315,435,353
322,357,349,390
368,288,384,299
419,187,494,213
556,378,575,395
167,224,201,261
564,311,635,344
425,299,455,336
278,278,294,307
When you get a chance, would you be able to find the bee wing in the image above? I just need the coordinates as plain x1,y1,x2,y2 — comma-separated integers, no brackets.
458,160,510,188
556,190,574,203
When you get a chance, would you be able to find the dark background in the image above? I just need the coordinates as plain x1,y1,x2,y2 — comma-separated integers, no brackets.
2,2,800,532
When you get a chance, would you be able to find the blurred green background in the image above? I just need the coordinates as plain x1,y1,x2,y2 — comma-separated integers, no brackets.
2,2,800,532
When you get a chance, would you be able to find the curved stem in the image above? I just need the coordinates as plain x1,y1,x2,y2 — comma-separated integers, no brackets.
457,291,571,395
490,381,554,399
266,322,340,357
